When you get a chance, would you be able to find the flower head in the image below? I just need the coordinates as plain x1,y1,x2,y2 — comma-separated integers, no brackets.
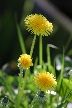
18,54,33,69
34,71,57,91
24,14,53,36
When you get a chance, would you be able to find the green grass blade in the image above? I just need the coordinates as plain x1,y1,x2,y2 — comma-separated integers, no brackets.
16,23,26,53
57,48,64,91
47,45,51,73
15,12,26,53
60,48,64,79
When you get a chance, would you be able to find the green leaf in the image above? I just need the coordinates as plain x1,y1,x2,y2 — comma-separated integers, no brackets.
59,78,72,102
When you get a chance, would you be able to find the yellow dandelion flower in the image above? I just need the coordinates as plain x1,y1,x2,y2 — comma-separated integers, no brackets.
24,14,53,36
34,72,57,91
18,54,33,69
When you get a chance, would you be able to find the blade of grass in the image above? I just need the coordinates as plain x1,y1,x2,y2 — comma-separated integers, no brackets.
60,48,64,80
57,47,64,91
57,90,72,108
42,61,47,71
47,45,51,73
16,23,26,54
53,59,56,76
15,12,26,53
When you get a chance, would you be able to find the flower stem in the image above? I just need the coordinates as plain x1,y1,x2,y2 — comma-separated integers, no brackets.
30,35,36,57
29,94,38,108
16,69,28,108
15,69,23,108
39,36,43,70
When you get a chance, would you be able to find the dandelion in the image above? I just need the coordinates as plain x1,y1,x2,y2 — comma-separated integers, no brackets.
24,14,53,36
18,54,33,69
34,71,57,92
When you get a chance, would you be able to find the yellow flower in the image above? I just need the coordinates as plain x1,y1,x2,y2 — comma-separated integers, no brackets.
24,14,53,36
18,54,33,69
34,72,57,91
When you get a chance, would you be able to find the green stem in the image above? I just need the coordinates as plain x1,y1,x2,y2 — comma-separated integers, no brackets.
29,94,38,108
16,69,28,108
15,69,23,108
63,89,72,103
15,12,26,53
30,35,36,57
57,90,72,108
58,48,64,92
60,48,64,79
16,23,26,53
39,36,43,70
47,45,51,72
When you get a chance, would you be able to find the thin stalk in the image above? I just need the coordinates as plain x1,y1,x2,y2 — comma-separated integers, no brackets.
58,48,64,92
29,94,38,108
39,36,43,70
15,12,26,53
30,35,36,57
63,89,72,103
16,69,28,108
53,59,56,76
57,90,72,108
47,45,51,73
16,23,26,53
60,48,64,80
15,69,23,108
50,95,53,108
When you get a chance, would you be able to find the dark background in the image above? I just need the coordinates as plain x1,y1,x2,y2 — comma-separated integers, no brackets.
49,0,72,19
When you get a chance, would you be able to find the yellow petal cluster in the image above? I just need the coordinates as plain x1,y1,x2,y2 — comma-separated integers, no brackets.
34,72,57,91
24,14,53,36
18,54,33,69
